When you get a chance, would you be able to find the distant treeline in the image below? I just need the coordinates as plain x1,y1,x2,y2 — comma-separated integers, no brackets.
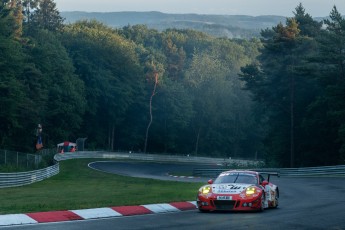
1,1,345,167
61,11,287,39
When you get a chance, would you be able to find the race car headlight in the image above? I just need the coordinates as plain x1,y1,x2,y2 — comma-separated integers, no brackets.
246,187,256,195
201,186,212,194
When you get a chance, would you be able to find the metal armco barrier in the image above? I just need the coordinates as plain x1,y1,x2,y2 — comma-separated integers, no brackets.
0,163,59,188
193,165,345,178
0,151,261,188
280,165,345,177
1,151,344,188
53,151,263,166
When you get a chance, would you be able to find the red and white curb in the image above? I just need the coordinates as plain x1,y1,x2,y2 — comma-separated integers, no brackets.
0,201,197,226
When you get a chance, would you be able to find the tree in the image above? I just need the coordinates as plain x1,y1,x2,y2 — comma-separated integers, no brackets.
293,3,322,37
185,48,254,157
22,0,39,31
303,6,345,165
30,0,64,32
150,78,194,153
161,31,187,81
0,2,30,150
143,60,161,153
7,0,24,38
63,20,143,150
26,29,86,143
240,17,319,167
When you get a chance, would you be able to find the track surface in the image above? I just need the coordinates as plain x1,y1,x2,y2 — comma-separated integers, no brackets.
88,161,212,182
4,161,345,230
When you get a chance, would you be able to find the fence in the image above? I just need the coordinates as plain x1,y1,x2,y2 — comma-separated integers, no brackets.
0,150,42,170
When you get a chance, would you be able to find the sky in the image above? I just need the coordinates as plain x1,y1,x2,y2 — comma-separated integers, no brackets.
53,0,345,17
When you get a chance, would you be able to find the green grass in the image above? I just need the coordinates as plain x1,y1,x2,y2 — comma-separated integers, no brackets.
0,159,203,215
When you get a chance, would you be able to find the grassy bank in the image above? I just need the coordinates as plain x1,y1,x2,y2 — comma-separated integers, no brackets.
0,159,203,215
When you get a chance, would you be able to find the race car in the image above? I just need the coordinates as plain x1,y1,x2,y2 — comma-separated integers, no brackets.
197,170,279,212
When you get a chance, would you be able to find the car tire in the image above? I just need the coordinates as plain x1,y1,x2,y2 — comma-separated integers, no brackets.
259,194,265,212
273,189,279,208
198,208,209,213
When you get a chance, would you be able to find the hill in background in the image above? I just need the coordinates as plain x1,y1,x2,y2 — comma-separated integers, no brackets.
61,11,289,38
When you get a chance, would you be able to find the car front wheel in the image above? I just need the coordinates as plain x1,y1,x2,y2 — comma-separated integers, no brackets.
198,208,209,213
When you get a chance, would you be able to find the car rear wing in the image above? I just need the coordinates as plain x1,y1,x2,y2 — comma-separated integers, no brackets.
258,172,280,182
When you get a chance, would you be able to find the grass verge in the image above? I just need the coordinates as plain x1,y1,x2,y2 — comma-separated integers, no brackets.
0,159,204,215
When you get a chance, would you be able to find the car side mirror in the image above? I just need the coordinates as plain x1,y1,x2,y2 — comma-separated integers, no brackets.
208,179,213,184
261,180,269,186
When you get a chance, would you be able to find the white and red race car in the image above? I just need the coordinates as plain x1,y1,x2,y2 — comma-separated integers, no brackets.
197,170,279,212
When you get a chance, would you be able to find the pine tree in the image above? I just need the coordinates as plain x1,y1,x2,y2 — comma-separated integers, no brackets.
305,6,345,165
30,0,64,32
240,17,319,167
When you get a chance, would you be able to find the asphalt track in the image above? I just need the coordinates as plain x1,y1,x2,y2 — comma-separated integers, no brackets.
2,161,345,230
88,161,213,182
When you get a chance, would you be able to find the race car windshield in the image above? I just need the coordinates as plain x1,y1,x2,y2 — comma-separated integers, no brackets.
214,173,258,184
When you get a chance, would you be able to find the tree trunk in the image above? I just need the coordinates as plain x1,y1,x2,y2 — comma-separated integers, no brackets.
195,126,201,156
290,73,295,168
107,123,115,151
144,70,158,153
111,124,115,151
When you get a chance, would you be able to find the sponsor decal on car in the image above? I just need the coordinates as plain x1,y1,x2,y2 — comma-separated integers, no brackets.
217,196,232,200
213,184,249,194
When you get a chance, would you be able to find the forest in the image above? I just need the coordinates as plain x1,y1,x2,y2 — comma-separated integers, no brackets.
60,11,287,39
1,0,344,167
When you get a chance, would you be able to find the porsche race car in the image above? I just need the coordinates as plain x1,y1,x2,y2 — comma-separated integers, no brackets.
197,170,279,212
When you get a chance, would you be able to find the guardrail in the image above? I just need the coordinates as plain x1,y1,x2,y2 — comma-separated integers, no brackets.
0,163,59,188
0,151,262,188
193,165,345,178
54,151,263,166
280,165,345,177
1,151,344,188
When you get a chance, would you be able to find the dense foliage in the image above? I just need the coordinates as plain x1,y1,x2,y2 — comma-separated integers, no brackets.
1,1,344,167
240,4,345,167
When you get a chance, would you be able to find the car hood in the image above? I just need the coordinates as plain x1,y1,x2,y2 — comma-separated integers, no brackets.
211,183,252,194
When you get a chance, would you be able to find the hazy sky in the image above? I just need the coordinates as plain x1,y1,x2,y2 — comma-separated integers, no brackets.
53,0,345,17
